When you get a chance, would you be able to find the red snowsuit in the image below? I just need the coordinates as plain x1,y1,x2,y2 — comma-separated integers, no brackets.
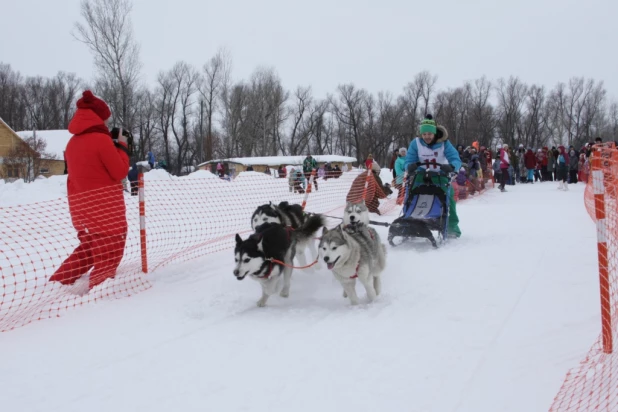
49,109,130,290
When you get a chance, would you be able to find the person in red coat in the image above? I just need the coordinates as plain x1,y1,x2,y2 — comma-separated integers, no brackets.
49,91,130,292
524,148,537,183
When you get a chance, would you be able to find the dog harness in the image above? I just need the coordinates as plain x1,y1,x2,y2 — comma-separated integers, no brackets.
251,226,296,279
350,262,360,279
259,261,276,279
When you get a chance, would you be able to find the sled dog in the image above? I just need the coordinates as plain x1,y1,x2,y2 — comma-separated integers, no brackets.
251,201,323,269
235,215,324,307
319,223,386,305
343,199,370,226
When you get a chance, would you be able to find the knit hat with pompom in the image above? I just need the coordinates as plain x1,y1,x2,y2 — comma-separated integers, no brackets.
76,90,111,121
419,114,437,135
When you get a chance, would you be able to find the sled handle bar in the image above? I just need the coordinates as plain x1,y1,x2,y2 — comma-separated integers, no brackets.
321,215,391,228
407,162,454,174
368,220,390,227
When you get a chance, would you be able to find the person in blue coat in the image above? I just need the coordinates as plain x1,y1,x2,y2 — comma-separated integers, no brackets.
147,151,155,169
404,114,463,238
394,147,407,204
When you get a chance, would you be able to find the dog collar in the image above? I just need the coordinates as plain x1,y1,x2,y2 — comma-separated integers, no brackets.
255,260,275,279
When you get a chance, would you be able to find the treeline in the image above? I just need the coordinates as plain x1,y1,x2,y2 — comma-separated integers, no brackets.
1,0,616,174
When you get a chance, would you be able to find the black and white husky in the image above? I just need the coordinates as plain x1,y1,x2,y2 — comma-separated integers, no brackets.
235,215,324,307
251,201,322,269
319,223,386,305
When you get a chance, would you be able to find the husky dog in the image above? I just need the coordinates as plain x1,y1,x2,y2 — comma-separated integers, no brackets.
235,215,325,307
319,223,386,305
343,199,370,226
251,201,322,269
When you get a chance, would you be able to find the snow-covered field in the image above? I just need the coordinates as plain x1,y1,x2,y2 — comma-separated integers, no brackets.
0,177,599,412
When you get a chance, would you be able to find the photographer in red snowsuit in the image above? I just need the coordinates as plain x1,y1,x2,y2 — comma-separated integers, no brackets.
49,91,130,292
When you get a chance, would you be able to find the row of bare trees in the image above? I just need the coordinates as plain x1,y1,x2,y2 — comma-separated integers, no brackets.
1,0,616,174
0,64,82,131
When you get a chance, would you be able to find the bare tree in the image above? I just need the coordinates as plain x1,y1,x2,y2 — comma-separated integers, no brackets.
400,77,424,137
417,71,438,115
517,84,549,149
154,70,175,168
55,72,82,128
135,88,157,161
331,84,368,161
166,62,200,174
198,48,231,163
0,64,27,130
220,82,250,157
469,76,495,148
288,86,313,155
495,76,528,147
74,0,142,129
241,67,288,156
437,84,473,147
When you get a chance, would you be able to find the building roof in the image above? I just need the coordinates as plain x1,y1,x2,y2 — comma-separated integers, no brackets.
0,116,20,136
15,130,72,160
198,155,357,168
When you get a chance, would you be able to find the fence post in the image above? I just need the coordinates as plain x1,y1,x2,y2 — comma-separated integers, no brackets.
301,169,317,211
362,160,373,199
138,170,148,274
591,148,613,353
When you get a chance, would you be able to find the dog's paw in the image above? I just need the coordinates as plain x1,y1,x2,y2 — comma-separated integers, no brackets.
256,299,267,307
342,290,348,298
349,300,359,306
280,290,289,298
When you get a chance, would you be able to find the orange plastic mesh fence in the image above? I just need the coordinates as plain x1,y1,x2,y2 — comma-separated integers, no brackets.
550,144,618,411
0,167,495,332
0,169,401,331
452,169,495,202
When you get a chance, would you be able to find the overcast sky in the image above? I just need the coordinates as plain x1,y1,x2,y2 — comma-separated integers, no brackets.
2,0,617,100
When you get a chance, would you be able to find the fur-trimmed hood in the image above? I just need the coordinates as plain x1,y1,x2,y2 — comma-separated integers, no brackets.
434,125,449,144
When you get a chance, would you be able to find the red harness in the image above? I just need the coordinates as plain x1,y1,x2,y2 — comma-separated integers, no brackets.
254,225,296,279
340,224,372,279
350,262,360,279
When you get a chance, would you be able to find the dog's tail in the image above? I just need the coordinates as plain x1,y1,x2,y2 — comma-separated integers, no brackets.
294,213,325,242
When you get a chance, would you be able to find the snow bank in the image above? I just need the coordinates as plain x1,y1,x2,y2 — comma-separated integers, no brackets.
0,175,68,207
0,183,599,412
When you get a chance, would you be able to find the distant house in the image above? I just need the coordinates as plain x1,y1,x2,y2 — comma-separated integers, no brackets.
0,118,65,180
0,117,28,179
197,155,356,177
15,130,71,176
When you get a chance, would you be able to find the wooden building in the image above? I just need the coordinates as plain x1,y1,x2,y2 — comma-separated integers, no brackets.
0,117,67,180
197,155,356,177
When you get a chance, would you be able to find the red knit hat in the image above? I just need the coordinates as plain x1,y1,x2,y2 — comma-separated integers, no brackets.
76,90,111,121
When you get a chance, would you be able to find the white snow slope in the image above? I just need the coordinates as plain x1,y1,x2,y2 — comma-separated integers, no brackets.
0,183,600,412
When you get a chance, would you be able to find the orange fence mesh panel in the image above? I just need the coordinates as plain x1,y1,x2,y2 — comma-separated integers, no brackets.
0,167,495,332
452,169,495,202
550,144,618,411
0,169,397,331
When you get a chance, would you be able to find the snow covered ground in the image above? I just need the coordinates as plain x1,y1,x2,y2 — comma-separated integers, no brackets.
0,181,599,412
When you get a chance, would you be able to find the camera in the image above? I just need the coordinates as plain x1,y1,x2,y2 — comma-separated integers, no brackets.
111,127,134,157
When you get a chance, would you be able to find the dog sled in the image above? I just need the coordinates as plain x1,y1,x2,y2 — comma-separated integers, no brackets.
386,161,454,248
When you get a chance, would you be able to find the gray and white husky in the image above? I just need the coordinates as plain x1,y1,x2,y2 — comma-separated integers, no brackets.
343,199,370,226
251,201,322,269
235,215,325,307
319,223,386,305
